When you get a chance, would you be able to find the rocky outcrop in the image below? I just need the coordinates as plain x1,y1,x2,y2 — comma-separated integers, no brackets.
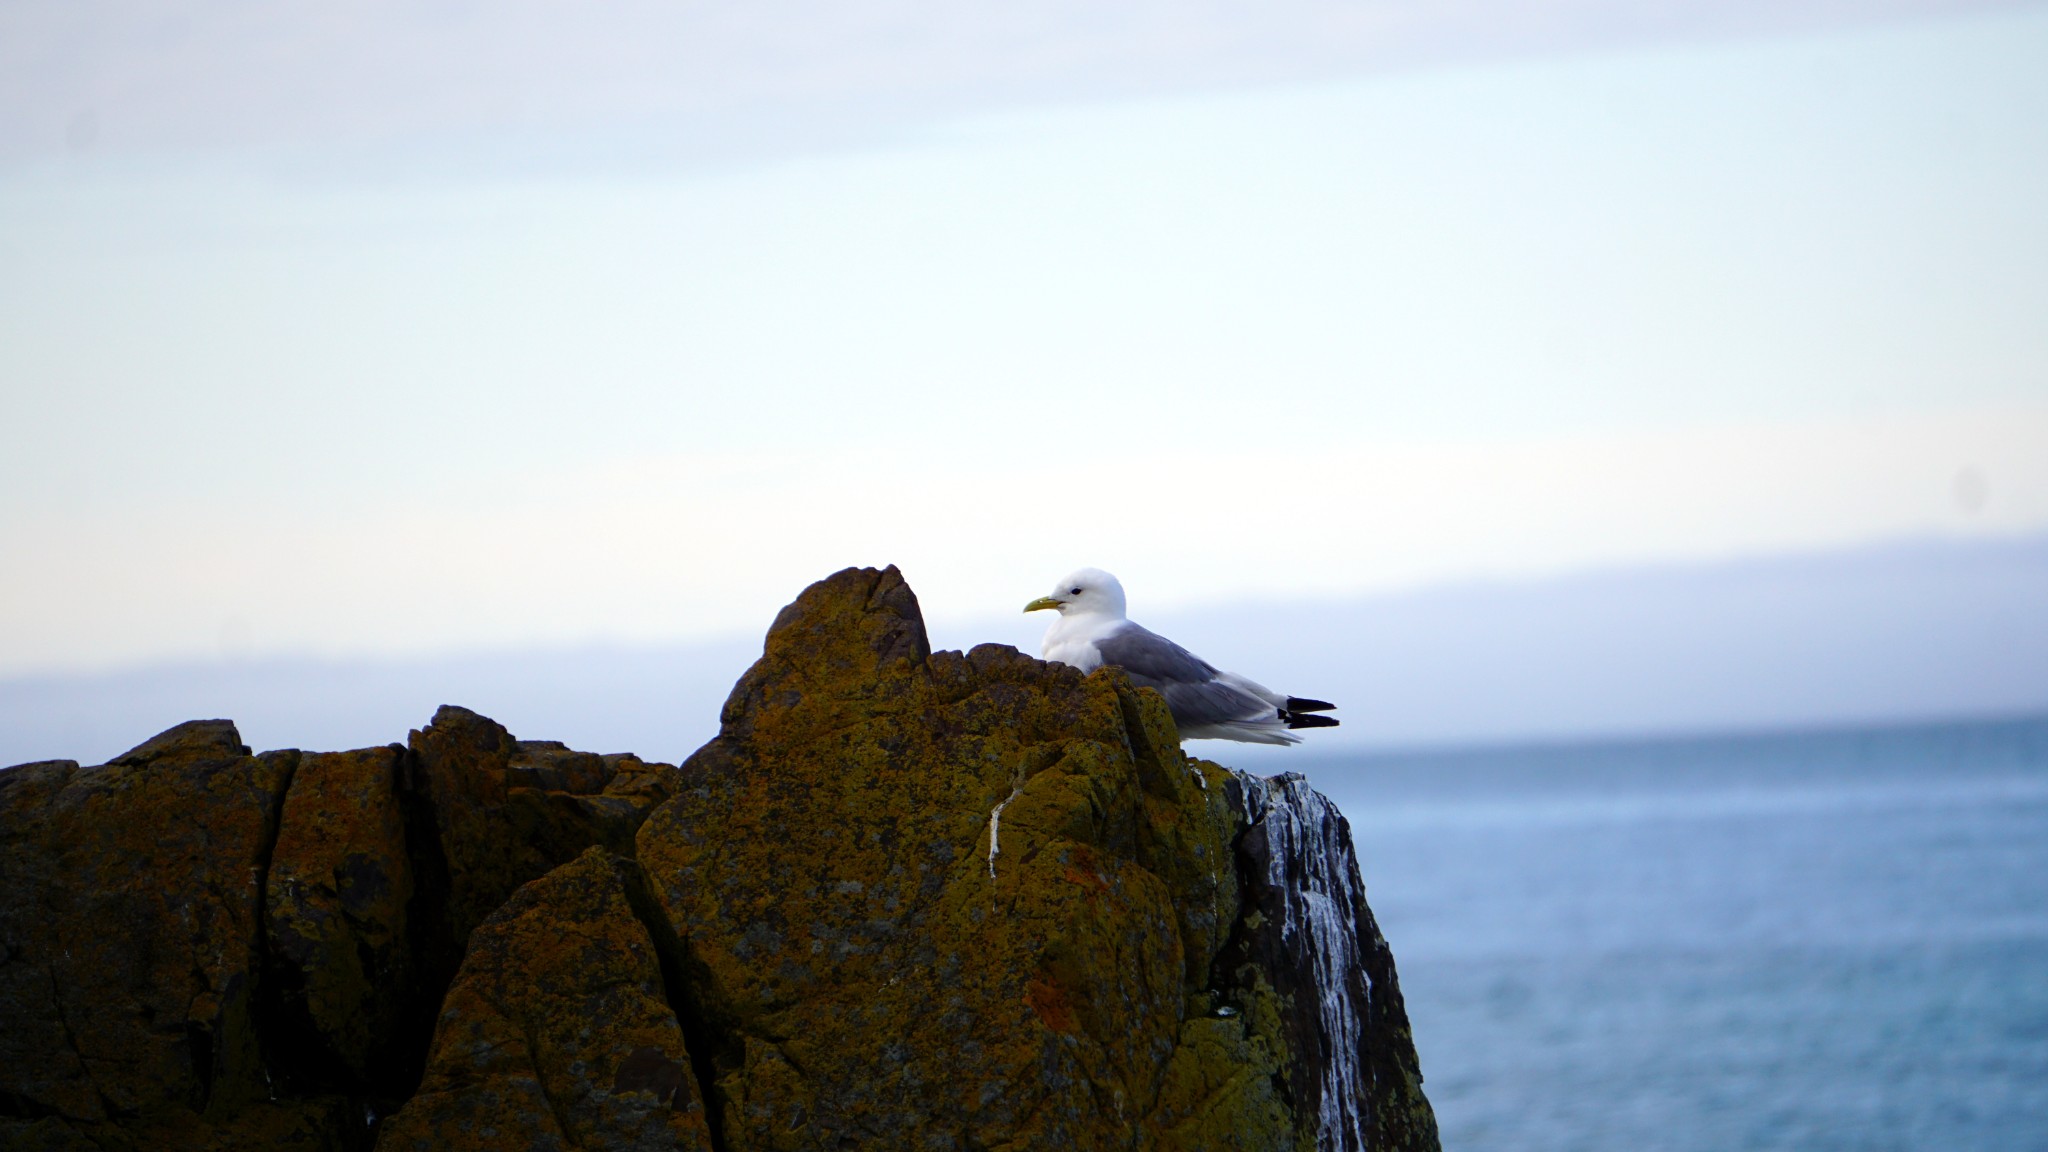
0,566,1436,1152
0,723,341,1151
0,712,683,1150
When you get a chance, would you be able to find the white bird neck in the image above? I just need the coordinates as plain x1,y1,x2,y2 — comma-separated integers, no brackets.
1045,607,1125,646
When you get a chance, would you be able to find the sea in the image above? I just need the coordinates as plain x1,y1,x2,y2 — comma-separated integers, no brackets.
1300,715,2048,1152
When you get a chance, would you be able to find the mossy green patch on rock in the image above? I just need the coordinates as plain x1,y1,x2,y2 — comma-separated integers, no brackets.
1141,1011,1296,1151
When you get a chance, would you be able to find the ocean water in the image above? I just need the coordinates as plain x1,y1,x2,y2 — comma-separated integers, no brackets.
1298,716,2048,1152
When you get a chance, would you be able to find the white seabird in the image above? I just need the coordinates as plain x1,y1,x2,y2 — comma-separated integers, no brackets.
1024,568,1338,745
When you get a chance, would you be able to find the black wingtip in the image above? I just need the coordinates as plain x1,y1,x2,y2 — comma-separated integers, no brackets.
1284,713,1340,730
1285,697,1337,714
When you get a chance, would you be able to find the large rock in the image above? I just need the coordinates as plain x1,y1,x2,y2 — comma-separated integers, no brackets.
0,714,686,1149
375,847,714,1152
0,565,1437,1152
0,722,351,1150
635,565,1437,1151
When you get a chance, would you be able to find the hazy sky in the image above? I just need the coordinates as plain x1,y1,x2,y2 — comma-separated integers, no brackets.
4,0,2025,162
2,4,2046,674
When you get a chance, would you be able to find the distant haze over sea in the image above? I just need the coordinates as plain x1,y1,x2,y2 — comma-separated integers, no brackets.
5,532,2044,770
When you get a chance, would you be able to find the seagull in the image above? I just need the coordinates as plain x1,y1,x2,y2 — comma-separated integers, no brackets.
1024,568,1338,745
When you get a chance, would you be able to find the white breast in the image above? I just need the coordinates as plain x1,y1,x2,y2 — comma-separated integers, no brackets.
1041,613,1124,673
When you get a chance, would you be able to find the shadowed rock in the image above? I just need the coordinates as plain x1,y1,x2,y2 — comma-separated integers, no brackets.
265,745,418,1095
401,707,686,1024
0,721,353,1149
1,714,687,1149
374,847,714,1152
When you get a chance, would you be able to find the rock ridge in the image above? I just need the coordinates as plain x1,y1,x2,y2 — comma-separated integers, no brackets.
0,565,1438,1152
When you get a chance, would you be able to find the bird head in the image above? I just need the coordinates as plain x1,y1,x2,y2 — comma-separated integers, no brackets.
1024,568,1127,618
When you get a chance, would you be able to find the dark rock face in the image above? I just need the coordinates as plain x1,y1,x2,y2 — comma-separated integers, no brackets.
0,566,1437,1152
265,745,418,1095
403,707,686,1021
1226,775,1437,1152
0,722,347,1150
0,713,683,1150
376,847,714,1151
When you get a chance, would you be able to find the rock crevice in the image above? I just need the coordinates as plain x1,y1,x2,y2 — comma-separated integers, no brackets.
0,565,1437,1152
617,859,737,1152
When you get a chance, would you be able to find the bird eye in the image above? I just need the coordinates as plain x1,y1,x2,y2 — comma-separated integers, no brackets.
1070,587,1082,595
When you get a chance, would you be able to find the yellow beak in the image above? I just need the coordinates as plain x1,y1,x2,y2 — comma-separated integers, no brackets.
1023,596,1063,613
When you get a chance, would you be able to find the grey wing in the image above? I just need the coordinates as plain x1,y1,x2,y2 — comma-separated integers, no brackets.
1094,625,1276,727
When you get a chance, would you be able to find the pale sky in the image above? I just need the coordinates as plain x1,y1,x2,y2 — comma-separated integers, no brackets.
2,5,2046,674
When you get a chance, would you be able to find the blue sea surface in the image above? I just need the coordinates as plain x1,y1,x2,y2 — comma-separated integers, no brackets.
1300,716,2048,1152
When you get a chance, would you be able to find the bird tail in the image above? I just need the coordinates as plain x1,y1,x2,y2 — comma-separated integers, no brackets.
1281,697,1338,730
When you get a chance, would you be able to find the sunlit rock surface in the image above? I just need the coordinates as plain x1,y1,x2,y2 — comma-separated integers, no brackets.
0,566,1436,1152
